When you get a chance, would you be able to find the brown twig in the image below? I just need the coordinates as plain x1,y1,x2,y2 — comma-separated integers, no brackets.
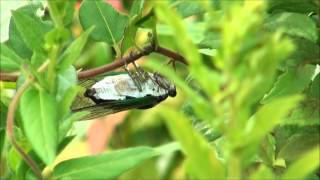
155,46,188,65
0,44,187,81
6,78,43,180
0,72,19,82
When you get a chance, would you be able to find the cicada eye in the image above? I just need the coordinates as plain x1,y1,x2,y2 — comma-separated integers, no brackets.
84,88,96,97
168,88,177,97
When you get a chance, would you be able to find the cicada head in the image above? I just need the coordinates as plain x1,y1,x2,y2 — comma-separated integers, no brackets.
152,73,176,97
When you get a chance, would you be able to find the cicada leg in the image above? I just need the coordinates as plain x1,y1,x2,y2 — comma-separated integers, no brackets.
123,57,143,92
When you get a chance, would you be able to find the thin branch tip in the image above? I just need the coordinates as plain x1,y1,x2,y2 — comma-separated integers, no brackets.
0,44,187,82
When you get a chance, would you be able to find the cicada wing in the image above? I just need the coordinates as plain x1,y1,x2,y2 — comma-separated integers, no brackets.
72,96,161,120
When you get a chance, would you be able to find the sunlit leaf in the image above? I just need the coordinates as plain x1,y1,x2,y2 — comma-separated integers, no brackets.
159,107,225,179
52,147,159,179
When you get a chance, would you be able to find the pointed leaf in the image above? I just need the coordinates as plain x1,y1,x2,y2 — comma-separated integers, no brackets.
58,27,94,71
130,0,145,17
79,0,128,45
20,88,58,164
262,65,315,104
12,10,51,54
159,107,225,179
52,147,159,179
8,3,43,59
56,66,77,102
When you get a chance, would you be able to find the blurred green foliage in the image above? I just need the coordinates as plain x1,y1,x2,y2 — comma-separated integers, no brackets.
0,0,319,179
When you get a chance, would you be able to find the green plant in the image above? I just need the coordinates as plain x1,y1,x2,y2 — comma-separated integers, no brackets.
0,0,319,179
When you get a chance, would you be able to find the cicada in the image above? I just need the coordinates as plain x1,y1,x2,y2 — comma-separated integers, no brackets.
71,72,176,120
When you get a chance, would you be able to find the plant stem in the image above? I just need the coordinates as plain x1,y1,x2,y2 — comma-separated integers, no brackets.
47,45,58,92
6,62,50,180
6,79,43,180
0,45,187,82
228,154,241,179
47,1,64,28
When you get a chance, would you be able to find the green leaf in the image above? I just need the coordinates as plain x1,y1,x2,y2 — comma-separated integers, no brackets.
267,0,318,14
265,12,318,43
249,165,275,180
174,1,205,18
278,131,319,162
282,146,320,179
58,27,94,71
245,95,302,143
130,0,145,17
121,23,138,54
262,65,315,104
308,73,320,100
283,103,319,125
198,49,217,56
9,19,32,59
159,107,225,179
121,0,146,54
12,9,52,54
20,88,58,164
154,142,181,155
62,0,77,26
56,66,77,102
58,85,81,119
0,43,24,71
0,102,8,156
258,134,276,167
8,3,43,59
30,51,47,69
155,2,219,97
285,37,320,67
52,147,159,179
79,0,129,45
59,111,89,142
144,60,213,122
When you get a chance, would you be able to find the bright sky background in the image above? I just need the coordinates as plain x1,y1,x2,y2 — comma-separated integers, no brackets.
0,1,38,42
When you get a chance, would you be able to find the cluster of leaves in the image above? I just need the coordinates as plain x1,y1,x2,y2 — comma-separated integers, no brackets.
146,0,320,179
0,0,319,179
